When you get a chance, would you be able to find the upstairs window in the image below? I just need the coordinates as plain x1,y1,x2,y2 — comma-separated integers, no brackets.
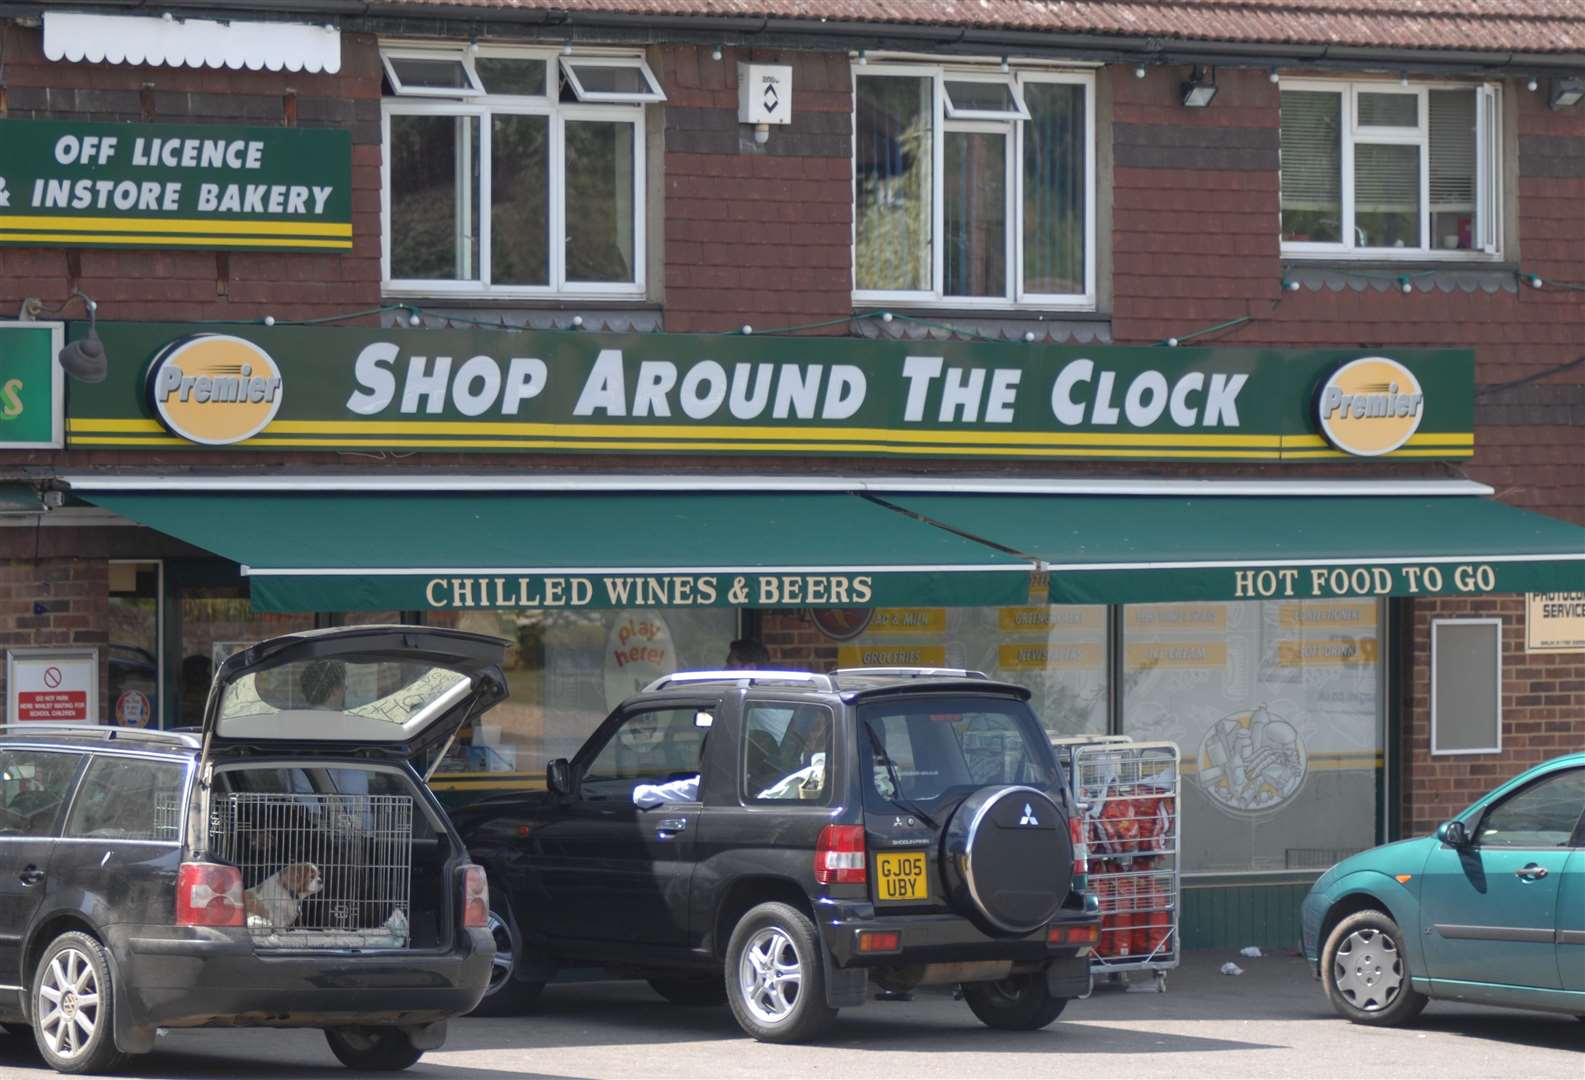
381,44,661,297
854,63,1094,308
1280,80,1501,258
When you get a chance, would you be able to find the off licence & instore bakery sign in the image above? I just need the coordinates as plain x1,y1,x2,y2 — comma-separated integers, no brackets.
0,118,351,251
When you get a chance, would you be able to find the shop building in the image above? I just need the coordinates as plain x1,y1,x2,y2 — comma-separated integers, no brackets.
1,1,1582,949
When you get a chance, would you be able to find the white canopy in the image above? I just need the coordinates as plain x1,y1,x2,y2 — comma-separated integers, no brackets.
43,11,341,74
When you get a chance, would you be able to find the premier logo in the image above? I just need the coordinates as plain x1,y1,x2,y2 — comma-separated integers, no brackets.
1316,356,1425,457
146,334,284,445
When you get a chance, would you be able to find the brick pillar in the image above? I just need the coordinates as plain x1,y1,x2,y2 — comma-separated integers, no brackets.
0,557,110,723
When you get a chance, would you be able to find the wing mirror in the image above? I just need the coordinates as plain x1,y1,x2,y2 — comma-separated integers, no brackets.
546,758,572,797
1438,819,1472,848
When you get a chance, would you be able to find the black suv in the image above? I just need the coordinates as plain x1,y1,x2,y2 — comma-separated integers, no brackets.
456,668,1100,1042
0,627,506,1074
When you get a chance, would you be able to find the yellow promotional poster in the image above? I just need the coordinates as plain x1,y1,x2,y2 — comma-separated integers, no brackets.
997,642,1105,671
145,333,283,445
1316,356,1425,457
1277,637,1380,666
837,644,947,668
1278,601,1379,630
1123,641,1228,670
864,608,947,635
1125,604,1228,632
997,606,1105,633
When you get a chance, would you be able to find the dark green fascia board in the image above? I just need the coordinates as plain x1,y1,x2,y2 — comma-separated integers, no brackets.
5,1,1581,75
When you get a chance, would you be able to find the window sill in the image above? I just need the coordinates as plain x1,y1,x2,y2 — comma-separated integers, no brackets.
1281,262,1522,295
850,308,1112,345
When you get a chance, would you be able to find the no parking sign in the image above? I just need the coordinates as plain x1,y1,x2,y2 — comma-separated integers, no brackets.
5,648,98,724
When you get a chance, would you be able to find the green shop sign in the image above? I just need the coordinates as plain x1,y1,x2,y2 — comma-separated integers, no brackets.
67,322,1475,463
0,323,64,449
0,119,351,251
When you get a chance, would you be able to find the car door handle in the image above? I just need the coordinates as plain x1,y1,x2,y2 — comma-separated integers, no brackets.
18,865,44,886
656,818,688,837
1514,864,1549,881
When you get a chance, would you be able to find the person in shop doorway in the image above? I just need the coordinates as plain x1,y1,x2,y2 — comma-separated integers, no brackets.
725,638,770,670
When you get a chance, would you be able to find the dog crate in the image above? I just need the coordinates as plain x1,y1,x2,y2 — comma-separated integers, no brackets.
208,792,415,949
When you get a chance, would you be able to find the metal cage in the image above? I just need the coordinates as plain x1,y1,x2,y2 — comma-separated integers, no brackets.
209,792,414,949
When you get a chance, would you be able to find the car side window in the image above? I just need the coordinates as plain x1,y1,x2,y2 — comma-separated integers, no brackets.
0,750,81,838
581,708,711,801
743,704,833,804
1477,768,1585,849
64,757,187,842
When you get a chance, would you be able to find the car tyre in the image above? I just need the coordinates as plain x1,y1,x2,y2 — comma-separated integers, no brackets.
963,973,1069,1030
324,1027,424,1071
725,901,836,1043
468,883,547,1017
647,975,728,1006
31,931,127,1075
1321,910,1428,1026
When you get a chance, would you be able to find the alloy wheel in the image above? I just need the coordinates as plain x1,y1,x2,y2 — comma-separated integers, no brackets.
38,948,100,1061
1332,927,1404,1011
738,926,802,1024
486,910,515,993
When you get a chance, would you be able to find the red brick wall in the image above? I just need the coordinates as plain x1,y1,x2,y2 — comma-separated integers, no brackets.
0,25,383,324
0,558,110,723
657,45,852,333
1403,594,1585,835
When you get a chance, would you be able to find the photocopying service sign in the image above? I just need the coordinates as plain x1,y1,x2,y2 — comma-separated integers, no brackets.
1526,593,1585,653
68,323,1477,464
5,648,98,724
0,118,351,251
0,322,65,449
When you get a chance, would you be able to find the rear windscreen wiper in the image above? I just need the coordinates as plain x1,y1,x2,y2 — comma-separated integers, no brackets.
862,721,937,830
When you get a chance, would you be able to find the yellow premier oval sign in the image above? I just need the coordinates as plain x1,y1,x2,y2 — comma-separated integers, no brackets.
145,334,283,445
1316,356,1424,457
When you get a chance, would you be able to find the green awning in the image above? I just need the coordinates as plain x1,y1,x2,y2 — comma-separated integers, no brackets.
84,492,1036,612
883,495,1585,604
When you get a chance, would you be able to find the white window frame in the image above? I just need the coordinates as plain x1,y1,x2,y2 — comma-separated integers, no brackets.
1280,77,1503,261
381,43,649,300
381,46,485,97
1430,617,1503,757
852,62,1095,311
559,55,666,104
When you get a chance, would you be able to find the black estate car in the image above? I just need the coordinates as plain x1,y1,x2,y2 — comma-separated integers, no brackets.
456,668,1101,1042
0,626,505,1074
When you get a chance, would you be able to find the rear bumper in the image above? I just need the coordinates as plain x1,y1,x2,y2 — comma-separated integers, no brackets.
817,899,1099,972
109,925,494,1038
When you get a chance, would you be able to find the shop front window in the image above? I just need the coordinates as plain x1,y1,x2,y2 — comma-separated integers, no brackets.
424,608,736,795
1120,600,1384,874
108,561,160,729
381,44,656,298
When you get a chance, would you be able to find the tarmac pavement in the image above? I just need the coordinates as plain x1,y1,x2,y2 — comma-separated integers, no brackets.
0,950,1577,1079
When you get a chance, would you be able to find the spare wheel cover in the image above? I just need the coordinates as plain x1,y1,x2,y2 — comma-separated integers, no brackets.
948,785,1071,934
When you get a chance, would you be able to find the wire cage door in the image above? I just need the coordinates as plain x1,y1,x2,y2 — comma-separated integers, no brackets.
209,792,415,949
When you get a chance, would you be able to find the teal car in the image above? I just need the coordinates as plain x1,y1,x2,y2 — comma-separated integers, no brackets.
1300,753,1585,1025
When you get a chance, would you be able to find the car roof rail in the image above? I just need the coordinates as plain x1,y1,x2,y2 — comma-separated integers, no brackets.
831,667,990,681
642,670,835,693
0,724,202,748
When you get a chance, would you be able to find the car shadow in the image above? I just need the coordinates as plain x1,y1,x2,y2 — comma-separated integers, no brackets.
1413,1008,1585,1052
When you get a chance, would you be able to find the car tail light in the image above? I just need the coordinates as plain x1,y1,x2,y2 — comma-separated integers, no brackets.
815,825,867,885
462,865,489,929
1048,922,1101,946
856,930,901,954
1069,814,1088,877
176,862,243,927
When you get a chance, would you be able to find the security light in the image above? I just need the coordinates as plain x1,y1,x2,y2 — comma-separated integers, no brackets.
1181,66,1217,108
1549,77,1584,109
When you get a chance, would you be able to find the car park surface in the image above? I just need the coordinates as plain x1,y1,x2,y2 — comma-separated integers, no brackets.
0,951,1575,1079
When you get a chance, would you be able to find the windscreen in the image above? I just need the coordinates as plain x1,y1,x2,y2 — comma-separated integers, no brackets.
216,656,471,740
858,695,1059,811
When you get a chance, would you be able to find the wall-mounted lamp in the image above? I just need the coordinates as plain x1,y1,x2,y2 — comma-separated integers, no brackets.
1180,65,1217,108
561,40,573,56
1527,77,1539,92
1133,65,1147,79
1549,77,1585,109
710,44,723,61
1268,68,1280,84
18,290,107,383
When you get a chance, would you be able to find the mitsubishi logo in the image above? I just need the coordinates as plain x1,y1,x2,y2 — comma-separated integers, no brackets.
1019,803,1039,826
